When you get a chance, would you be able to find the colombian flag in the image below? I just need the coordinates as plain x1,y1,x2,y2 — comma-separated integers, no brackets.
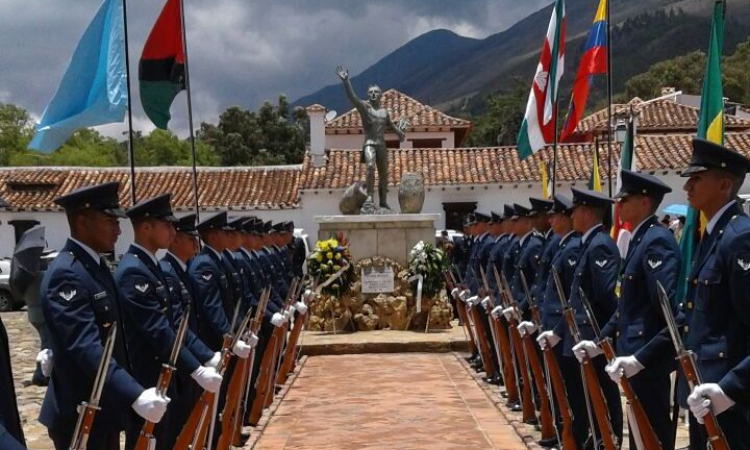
559,0,607,142
676,0,725,303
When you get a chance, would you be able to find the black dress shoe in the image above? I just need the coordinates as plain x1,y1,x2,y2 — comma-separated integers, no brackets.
465,353,478,362
500,390,508,398
508,401,522,412
537,437,559,448
482,373,502,385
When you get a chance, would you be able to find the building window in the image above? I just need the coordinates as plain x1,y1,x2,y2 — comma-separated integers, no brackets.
385,140,400,149
443,202,477,231
410,138,445,148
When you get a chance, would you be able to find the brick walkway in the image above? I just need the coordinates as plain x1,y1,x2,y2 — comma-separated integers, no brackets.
251,353,527,450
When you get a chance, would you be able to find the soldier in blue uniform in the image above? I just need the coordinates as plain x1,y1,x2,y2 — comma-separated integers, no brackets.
539,188,622,448
679,139,750,450
259,222,291,301
503,202,543,317
116,195,224,450
287,222,306,278
40,182,168,450
223,216,256,322
571,171,681,450
0,314,25,449
159,213,221,446
521,194,580,448
528,197,556,303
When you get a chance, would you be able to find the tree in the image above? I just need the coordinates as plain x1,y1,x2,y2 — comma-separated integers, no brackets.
135,129,218,166
0,103,34,165
197,94,308,166
463,80,528,147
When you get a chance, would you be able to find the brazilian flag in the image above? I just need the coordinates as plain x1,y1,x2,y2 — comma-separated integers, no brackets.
139,0,185,129
676,0,725,303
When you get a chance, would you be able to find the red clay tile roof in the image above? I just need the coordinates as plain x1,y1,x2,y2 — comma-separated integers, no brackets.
0,166,301,211
574,99,750,135
4,133,750,211
325,89,472,144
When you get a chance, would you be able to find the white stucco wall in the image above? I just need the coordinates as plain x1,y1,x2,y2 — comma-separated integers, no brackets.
0,171,745,259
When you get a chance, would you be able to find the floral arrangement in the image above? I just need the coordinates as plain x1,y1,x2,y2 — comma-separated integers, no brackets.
404,240,448,298
307,232,354,296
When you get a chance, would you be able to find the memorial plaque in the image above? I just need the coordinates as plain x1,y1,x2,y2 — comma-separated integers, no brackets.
361,266,395,293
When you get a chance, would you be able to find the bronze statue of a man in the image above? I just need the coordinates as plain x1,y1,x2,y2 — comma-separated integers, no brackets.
336,66,406,210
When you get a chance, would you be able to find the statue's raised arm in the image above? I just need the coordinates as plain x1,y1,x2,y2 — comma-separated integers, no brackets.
335,66,367,115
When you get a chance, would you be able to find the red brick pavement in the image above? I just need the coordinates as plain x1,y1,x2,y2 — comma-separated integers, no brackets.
250,353,528,450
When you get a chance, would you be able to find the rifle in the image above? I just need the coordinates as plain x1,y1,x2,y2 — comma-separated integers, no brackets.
499,270,536,423
465,265,496,376
519,270,578,450
277,276,318,386
517,271,556,441
577,287,662,450
655,281,729,450
267,277,302,405
247,278,300,424
552,269,616,450
69,325,117,450
134,306,192,450
216,288,271,450
445,268,477,355
478,266,517,401
173,300,255,450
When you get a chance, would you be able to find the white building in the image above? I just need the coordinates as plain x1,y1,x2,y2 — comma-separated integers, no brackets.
1,89,749,258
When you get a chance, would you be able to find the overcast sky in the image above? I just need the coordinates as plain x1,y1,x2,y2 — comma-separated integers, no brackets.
1,0,551,138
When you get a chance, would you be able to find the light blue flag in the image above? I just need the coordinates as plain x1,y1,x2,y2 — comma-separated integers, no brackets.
29,0,127,152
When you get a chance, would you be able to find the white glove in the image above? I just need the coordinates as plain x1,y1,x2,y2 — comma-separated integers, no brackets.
232,340,252,359
481,297,491,309
205,351,221,369
537,331,560,350
246,333,259,348
451,288,460,299
295,301,308,315
132,387,170,423
459,290,470,302
502,306,519,321
303,289,315,302
688,383,735,423
283,309,291,321
36,349,53,377
491,305,503,320
572,340,603,363
605,355,645,383
467,296,479,307
517,321,538,338
271,312,285,327
190,366,223,393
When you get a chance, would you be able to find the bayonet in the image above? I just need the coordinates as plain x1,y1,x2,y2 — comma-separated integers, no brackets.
69,324,117,450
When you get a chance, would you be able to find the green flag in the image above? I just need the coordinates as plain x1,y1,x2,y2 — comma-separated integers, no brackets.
676,0,725,303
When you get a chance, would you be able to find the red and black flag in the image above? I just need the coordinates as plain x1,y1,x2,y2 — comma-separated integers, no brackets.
139,0,184,129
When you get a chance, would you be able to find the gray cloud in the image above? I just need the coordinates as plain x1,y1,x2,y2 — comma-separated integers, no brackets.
1,0,551,138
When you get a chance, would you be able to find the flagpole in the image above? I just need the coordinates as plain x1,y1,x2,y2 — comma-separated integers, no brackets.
605,0,613,201
121,0,137,205
552,102,558,198
179,0,201,222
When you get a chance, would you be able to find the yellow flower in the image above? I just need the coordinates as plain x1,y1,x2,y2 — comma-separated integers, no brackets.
335,253,341,259
333,265,341,271
327,252,333,259
315,253,323,262
330,239,338,248
321,264,329,272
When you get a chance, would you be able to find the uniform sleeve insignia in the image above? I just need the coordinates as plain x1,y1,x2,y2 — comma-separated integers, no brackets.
567,258,576,267
202,273,213,281
135,283,150,293
647,259,663,270
737,259,750,271
595,259,607,268
59,290,77,302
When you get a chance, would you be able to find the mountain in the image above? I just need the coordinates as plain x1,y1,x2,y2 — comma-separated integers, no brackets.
294,0,750,115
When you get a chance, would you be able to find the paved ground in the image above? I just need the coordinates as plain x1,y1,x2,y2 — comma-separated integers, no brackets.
251,353,526,450
299,326,470,355
3,311,691,450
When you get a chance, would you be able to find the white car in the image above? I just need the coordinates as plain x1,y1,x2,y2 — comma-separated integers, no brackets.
0,258,16,312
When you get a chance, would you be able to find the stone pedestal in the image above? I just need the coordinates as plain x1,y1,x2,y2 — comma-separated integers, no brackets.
314,214,439,266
